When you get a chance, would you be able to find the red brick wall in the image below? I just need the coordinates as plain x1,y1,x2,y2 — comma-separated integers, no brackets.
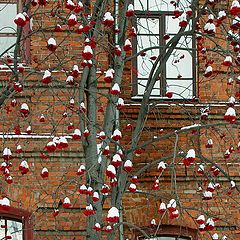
0,0,239,239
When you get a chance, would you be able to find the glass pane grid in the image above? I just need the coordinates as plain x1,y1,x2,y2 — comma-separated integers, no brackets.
134,4,195,99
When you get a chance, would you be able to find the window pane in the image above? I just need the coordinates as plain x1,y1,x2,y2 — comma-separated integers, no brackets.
134,0,147,11
166,35,193,78
138,57,152,78
166,50,193,78
166,17,192,34
137,18,160,35
8,220,23,240
166,36,192,49
166,79,193,99
178,0,191,8
166,17,180,34
138,79,160,95
0,227,5,239
177,36,192,49
138,79,147,95
0,36,16,55
148,0,173,11
137,36,160,78
137,35,160,52
0,4,17,33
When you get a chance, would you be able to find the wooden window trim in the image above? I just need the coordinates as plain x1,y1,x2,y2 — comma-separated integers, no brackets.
134,225,198,240
0,206,33,239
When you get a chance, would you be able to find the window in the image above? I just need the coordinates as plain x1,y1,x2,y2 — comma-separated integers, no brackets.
133,0,196,99
0,1,31,63
135,225,197,240
0,2,18,56
0,207,33,239
145,237,191,240
0,218,23,239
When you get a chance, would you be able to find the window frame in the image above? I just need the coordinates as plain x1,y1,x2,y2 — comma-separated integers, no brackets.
132,4,197,100
0,1,18,56
141,236,191,240
0,206,33,239
0,0,31,64
134,225,198,240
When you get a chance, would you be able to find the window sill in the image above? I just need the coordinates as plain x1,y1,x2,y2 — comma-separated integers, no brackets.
128,99,240,107
131,95,197,101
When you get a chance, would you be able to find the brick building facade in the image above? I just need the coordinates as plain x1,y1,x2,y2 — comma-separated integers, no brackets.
0,0,239,239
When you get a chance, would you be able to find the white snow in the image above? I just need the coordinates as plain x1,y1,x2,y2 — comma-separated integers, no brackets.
107,207,119,217
47,38,56,45
124,39,132,47
167,199,176,209
111,83,120,91
21,103,29,110
186,149,195,158
197,215,205,222
73,129,81,136
107,165,116,175
181,124,201,130
15,13,26,22
225,107,236,116
42,167,48,173
127,4,134,11
103,12,114,21
83,45,93,54
69,14,77,20
3,147,11,156
112,129,121,137
124,160,132,167
157,161,166,170
20,160,29,168
63,197,70,204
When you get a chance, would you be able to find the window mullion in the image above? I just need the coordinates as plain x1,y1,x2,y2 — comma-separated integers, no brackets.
160,13,166,96
5,219,7,237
